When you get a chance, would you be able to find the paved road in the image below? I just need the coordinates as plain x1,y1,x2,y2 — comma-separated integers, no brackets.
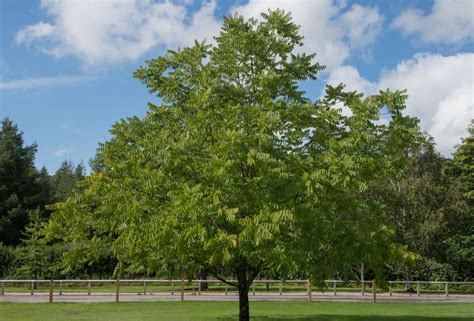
1,292,473,303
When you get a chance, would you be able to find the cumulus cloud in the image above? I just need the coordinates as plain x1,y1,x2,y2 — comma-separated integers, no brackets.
232,0,384,71
0,75,88,90
15,0,221,66
54,148,73,157
327,53,474,155
326,65,376,94
338,4,384,48
16,0,384,69
392,0,474,44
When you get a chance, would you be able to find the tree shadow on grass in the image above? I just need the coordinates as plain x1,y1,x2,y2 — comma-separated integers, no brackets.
218,315,472,321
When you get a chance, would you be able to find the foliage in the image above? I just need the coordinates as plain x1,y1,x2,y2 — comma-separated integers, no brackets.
46,10,421,321
0,118,50,245
14,210,51,279
442,122,474,279
376,135,471,280
0,242,16,277
445,120,474,203
51,160,86,203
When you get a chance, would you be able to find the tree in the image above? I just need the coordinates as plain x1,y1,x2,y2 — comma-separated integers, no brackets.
445,120,474,203
442,122,474,279
51,160,85,202
47,11,420,321
0,119,49,245
375,136,470,281
15,210,50,279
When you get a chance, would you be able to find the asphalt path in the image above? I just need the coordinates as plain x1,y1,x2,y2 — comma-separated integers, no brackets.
1,292,473,303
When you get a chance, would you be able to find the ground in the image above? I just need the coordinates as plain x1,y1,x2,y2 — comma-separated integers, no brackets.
0,301,473,321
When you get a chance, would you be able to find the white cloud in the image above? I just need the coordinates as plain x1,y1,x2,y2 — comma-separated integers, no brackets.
326,65,376,94
430,83,474,153
338,4,384,48
15,21,55,45
232,0,384,71
0,75,88,90
326,53,474,155
15,0,221,66
17,0,384,69
54,148,73,157
392,0,474,44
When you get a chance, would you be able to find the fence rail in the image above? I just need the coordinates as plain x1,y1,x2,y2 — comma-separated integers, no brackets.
1,279,473,303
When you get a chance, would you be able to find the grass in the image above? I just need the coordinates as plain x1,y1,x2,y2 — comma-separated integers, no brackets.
0,301,473,321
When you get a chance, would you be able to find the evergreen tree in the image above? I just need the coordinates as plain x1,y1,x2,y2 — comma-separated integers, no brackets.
51,160,85,202
15,210,50,279
0,119,49,245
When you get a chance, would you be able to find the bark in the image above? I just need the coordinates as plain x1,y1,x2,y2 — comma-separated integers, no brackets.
200,270,209,291
238,284,250,321
237,268,250,321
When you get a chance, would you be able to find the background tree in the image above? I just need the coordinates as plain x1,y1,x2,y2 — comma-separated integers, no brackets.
442,122,474,279
0,118,50,245
51,160,85,202
375,136,470,282
14,210,50,279
47,11,421,321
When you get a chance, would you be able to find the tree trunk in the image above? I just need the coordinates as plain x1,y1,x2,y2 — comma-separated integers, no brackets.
238,281,250,321
237,265,250,321
200,270,209,291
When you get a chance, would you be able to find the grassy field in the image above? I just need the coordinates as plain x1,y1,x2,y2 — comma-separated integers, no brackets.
0,301,473,321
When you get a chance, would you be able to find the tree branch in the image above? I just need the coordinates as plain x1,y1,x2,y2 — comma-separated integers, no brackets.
213,273,238,287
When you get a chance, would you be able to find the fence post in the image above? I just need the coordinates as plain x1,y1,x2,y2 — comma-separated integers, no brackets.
115,279,120,303
416,281,420,296
87,280,91,295
180,278,184,302
59,280,63,296
171,280,174,295
333,280,337,296
198,280,201,295
1,280,4,296
445,282,449,297
252,281,256,296
143,280,147,295
31,281,34,295
307,279,312,302
279,282,283,296
372,279,376,304
49,280,53,303
389,281,392,296
361,263,365,296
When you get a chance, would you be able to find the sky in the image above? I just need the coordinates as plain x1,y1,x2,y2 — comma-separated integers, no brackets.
0,0,473,173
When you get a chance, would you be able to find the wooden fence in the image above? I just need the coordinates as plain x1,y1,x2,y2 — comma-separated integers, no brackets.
1,279,473,303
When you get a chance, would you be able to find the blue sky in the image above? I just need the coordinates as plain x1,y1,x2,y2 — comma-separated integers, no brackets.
0,0,473,173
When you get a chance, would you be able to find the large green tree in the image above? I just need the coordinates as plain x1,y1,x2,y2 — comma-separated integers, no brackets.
47,11,420,321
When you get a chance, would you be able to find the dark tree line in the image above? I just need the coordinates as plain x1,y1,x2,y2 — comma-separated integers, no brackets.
0,118,86,277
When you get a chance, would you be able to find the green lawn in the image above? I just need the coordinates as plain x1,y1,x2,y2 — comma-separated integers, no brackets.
0,301,473,321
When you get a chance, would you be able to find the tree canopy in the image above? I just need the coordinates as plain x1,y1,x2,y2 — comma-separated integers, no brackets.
46,11,421,321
